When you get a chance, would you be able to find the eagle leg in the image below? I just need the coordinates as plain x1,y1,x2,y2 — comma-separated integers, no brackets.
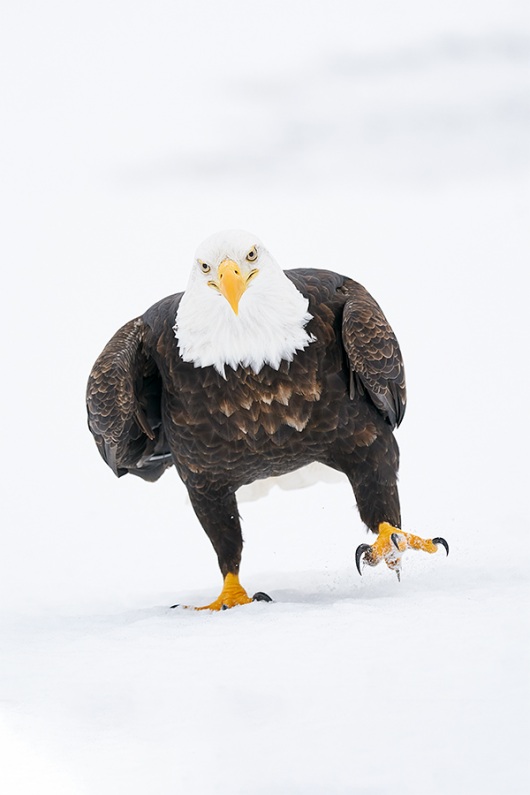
182,486,271,610
355,522,449,581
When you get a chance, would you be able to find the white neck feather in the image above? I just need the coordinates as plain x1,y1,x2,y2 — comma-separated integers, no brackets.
174,269,314,378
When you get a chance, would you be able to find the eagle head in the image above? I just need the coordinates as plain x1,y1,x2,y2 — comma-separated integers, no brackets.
174,230,314,377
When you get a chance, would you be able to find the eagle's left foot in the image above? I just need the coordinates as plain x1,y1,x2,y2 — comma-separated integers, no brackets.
356,521,449,581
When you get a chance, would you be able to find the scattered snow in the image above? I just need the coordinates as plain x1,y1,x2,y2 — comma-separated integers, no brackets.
1,2,529,794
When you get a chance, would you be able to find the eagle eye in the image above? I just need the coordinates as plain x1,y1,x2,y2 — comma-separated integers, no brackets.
199,261,211,273
246,247,258,262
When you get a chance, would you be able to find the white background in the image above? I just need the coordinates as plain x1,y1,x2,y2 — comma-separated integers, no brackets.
1,2,529,793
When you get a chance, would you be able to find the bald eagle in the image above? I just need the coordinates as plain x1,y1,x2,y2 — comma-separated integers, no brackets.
87,230,447,609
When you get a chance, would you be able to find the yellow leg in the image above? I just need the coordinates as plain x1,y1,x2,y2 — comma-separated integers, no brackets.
356,522,449,580
194,573,254,611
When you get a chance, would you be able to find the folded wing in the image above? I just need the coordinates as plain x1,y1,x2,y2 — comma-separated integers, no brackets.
342,281,406,429
86,317,172,481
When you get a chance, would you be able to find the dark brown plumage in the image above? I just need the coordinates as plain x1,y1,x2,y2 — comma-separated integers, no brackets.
87,265,407,603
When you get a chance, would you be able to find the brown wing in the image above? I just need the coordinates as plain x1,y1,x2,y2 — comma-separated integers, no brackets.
86,317,172,481
341,280,406,428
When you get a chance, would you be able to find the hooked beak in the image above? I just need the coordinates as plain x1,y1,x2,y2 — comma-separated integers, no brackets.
214,259,258,315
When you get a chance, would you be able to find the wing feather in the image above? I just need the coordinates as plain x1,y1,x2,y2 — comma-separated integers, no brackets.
341,281,406,428
86,317,172,480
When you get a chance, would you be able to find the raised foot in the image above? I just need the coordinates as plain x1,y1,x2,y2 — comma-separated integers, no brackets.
171,573,272,611
356,522,449,581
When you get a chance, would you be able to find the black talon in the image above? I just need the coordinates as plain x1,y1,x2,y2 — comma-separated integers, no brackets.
432,537,449,556
390,532,402,551
355,543,371,575
170,604,180,609
252,591,273,603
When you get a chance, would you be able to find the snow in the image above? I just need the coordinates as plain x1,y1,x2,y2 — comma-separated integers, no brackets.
1,2,529,793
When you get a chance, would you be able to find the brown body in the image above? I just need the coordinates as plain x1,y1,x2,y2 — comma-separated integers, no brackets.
87,269,406,580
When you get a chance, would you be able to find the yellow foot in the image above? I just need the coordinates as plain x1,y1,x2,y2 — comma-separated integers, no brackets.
196,573,253,611
174,573,272,611
355,522,449,581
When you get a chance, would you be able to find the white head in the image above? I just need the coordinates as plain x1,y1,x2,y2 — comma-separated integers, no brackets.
174,230,314,377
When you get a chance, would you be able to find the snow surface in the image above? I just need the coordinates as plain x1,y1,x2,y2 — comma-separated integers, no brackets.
1,2,529,793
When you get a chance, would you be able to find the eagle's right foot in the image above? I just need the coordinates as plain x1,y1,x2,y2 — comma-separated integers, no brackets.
172,573,272,611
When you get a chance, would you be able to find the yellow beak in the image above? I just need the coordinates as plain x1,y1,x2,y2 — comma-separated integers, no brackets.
217,259,247,315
